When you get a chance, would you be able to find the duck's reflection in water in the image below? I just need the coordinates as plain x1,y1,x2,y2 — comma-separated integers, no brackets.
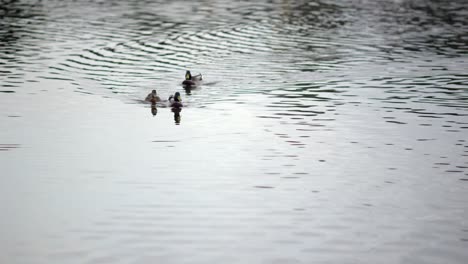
151,103,158,116
184,87,192,95
172,107,181,125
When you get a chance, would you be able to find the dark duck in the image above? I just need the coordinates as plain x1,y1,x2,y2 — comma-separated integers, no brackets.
182,70,202,88
168,92,183,108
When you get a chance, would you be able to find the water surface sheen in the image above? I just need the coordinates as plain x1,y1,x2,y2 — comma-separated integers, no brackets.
1,0,468,263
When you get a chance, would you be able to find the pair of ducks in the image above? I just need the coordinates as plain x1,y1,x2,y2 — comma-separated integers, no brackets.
145,90,182,108
145,70,202,108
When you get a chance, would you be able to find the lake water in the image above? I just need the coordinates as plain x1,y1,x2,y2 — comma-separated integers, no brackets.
1,0,468,263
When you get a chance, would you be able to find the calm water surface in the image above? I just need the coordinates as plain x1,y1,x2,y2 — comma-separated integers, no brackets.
1,0,468,263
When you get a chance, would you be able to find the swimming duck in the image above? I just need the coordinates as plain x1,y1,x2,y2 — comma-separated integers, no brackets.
182,70,202,87
168,92,183,108
145,90,161,103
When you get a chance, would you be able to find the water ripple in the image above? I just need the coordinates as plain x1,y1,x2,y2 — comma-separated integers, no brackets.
2,0,468,263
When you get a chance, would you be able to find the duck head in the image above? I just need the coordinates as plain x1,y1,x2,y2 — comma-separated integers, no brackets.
185,70,192,80
174,92,181,102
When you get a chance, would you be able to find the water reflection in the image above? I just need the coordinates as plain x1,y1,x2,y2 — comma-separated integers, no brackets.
172,107,181,125
0,143,20,151
151,103,157,116
183,86,193,95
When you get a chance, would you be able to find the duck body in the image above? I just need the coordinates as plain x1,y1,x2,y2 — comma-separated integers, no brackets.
170,101,183,108
182,79,196,86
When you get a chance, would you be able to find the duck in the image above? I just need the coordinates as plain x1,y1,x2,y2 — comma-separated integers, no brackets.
145,90,161,103
168,91,183,108
182,70,202,87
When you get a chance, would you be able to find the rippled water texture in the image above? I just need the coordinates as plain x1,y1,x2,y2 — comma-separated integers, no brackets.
1,0,468,263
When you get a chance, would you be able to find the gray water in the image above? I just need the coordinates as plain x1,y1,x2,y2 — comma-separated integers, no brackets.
1,0,468,263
